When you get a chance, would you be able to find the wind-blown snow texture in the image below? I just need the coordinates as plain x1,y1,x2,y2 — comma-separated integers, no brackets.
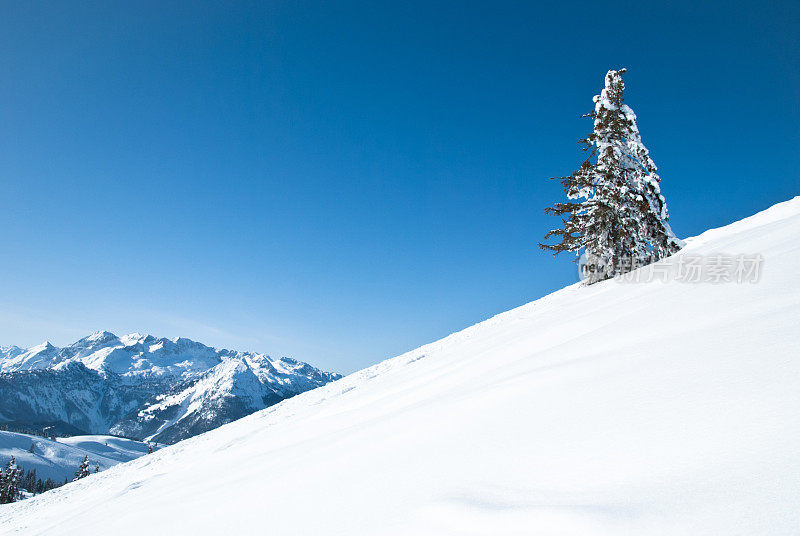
2,198,799,535
0,334,340,444
0,432,157,482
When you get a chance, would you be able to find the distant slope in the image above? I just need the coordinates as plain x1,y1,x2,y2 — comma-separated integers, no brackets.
2,197,799,535
0,334,341,444
0,431,156,482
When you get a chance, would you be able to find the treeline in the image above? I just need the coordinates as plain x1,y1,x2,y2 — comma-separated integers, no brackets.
0,424,147,443
1,446,154,504
18,465,66,495
0,424,65,440
0,455,104,504
0,457,66,503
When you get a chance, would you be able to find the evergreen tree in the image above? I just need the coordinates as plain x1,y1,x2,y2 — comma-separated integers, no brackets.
0,457,20,503
29,443,35,454
73,455,91,481
540,68,681,283
147,443,153,454
21,468,37,494
94,464,100,474
9,458,20,502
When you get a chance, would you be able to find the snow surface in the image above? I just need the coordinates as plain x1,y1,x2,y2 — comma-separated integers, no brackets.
1,197,799,535
0,432,156,482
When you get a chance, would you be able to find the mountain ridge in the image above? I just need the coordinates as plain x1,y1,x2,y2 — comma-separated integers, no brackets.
0,333,341,444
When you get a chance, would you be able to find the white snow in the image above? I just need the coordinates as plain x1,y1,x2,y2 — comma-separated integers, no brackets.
0,331,340,443
0,432,155,482
1,197,799,535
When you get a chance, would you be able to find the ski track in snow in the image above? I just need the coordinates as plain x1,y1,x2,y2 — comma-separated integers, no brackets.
1,197,799,535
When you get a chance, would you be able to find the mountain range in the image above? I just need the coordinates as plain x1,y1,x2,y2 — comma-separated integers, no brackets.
0,332,341,444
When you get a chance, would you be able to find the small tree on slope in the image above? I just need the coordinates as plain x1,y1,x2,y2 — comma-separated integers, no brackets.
0,457,20,503
540,68,681,283
73,455,90,482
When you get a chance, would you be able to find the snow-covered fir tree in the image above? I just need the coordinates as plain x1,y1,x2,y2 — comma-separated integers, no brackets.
0,462,6,503
0,457,20,503
73,455,91,481
540,68,681,283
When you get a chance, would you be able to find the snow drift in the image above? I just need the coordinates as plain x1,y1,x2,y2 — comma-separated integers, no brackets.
1,198,799,535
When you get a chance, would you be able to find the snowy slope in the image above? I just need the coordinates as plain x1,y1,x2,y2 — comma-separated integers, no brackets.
0,432,156,482
0,334,341,443
2,198,799,535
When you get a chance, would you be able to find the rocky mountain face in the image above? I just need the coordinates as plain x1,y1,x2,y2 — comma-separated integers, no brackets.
0,332,341,444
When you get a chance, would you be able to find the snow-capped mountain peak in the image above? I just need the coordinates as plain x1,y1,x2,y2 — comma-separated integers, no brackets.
4,333,240,378
0,334,341,444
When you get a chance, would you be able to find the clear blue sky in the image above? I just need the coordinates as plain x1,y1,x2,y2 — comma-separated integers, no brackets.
1,1,797,373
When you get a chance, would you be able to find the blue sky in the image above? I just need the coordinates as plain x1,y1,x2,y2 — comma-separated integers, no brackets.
1,1,797,373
